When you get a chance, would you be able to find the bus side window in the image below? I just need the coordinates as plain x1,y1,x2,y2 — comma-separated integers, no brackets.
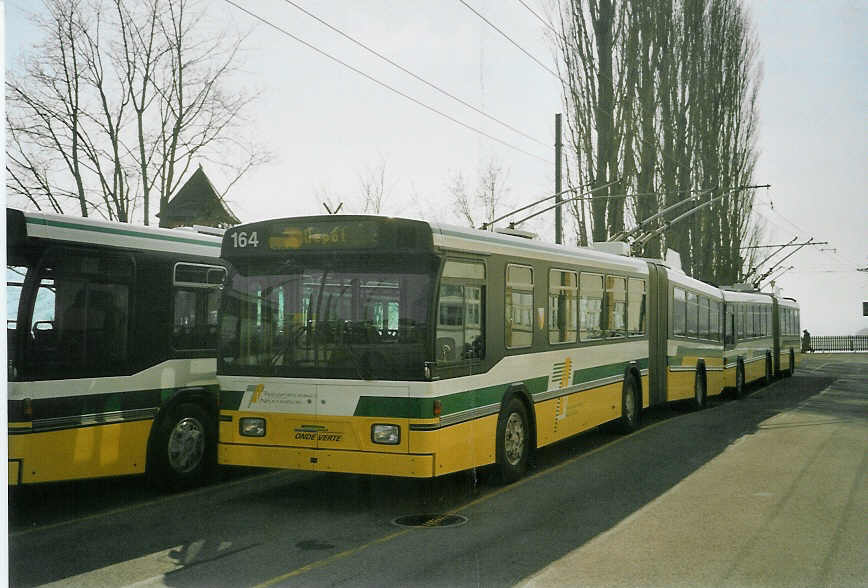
25,251,132,378
31,277,62,363
686,291,699,338
506,265,533,349
627,278,646,336
579,273,604,341
699,296,710,339
549,269,578,344
605,276,627,337
672,287,686,337
173,263,226,350
710,300,721,342
7,265,27,378
437,260,486,362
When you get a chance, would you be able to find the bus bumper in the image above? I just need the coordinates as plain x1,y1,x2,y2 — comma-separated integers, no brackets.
218,443,435,478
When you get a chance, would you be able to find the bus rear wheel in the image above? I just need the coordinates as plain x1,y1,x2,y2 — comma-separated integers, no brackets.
692,370,707,410
149,402,215,491
616,376,641,433
734,361,746,399
495,398,530,484
785,349,795,377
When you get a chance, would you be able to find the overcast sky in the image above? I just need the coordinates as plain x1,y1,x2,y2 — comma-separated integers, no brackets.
4,0,866,334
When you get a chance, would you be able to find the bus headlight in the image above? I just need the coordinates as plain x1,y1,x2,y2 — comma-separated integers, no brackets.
240,417,266,437
371,424,400,445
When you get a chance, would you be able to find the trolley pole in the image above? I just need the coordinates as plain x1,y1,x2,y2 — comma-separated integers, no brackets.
555,113,563,244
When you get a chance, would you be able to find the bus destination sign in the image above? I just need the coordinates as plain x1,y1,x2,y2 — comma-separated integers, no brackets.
223,217,434,256
267,221,380,251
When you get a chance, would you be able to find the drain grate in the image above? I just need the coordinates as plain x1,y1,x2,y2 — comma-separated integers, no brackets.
392,513,468,528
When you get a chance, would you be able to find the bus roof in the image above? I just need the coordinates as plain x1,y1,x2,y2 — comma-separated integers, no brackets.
7,208,222,258
430,222,650,275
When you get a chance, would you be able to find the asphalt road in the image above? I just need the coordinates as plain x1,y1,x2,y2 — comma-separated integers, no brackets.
8,354,867,587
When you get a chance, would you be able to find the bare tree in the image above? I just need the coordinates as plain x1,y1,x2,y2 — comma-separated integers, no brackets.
448,170,475,227
6,0,267,224
555,0,762,282
359,157,389,215
448,156,511,228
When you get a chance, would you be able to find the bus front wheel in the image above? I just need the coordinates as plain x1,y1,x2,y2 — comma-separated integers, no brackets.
149,402,215,490
617,376,641,433
495,398,530,484
734,361,746,399
692,369,707,410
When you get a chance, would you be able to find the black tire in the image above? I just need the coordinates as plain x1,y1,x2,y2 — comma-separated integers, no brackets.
763,354,772,385
148,402,215,491
616,376,641,433
734,360,746,399
692,369,707,410
495,397,530,484
785,349,795,377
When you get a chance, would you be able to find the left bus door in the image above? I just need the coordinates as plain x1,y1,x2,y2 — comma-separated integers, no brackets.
8,247,140,483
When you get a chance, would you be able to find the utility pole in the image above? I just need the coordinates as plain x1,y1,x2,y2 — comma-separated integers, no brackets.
555,113,563,244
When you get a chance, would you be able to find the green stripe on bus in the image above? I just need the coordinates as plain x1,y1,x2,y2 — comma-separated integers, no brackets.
439,375,549,416
354,376,550,419
571,357,647,386
8,384,218,422
27,218,221,248
220,389,246,411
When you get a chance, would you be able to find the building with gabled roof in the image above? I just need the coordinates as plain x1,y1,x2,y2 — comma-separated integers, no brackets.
158,165,240,228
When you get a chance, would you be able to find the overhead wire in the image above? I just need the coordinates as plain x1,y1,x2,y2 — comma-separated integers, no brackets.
223,0,554,165
279,0,549,148
754,197,862,270
547,0,716,215
515,0,559,36
457,0,561,80
467,0,700,213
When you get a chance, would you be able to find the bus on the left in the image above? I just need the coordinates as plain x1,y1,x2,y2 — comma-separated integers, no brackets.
6,208,227,489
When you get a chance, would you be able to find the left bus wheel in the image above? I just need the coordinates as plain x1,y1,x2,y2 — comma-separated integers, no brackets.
149,403,215,491
734,361,746,399
495,398,530,484
692,371,707,410
616,377,641,433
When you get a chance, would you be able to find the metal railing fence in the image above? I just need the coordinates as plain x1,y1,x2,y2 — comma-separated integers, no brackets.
807,336,868,352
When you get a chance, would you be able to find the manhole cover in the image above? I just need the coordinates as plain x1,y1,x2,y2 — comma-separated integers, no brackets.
392,513,468,528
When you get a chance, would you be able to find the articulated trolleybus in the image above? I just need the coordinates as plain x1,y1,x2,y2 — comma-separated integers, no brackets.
216,216,800,482
7,209,226,488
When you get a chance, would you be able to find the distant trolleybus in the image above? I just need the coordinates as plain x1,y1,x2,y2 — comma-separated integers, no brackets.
6,208,226,488
216,215,799,481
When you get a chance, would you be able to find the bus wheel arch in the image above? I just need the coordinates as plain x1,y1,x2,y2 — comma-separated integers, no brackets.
147,391,217,490
692,361,707,410
494,386,534,484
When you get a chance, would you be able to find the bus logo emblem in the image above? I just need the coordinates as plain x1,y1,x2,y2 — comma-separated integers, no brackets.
247,384,265,407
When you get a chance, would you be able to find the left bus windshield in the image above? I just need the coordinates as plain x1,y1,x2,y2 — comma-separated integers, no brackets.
219,255,436,380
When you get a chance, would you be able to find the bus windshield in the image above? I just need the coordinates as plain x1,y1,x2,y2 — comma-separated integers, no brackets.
219,254,436,380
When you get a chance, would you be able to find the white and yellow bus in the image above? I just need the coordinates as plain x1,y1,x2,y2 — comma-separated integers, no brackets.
7,208,226,488
215,216,799,482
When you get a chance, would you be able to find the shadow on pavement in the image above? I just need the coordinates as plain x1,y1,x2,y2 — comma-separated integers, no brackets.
9,362,854,587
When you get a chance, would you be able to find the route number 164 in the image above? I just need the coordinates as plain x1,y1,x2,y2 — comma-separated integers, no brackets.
231,231,259,248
